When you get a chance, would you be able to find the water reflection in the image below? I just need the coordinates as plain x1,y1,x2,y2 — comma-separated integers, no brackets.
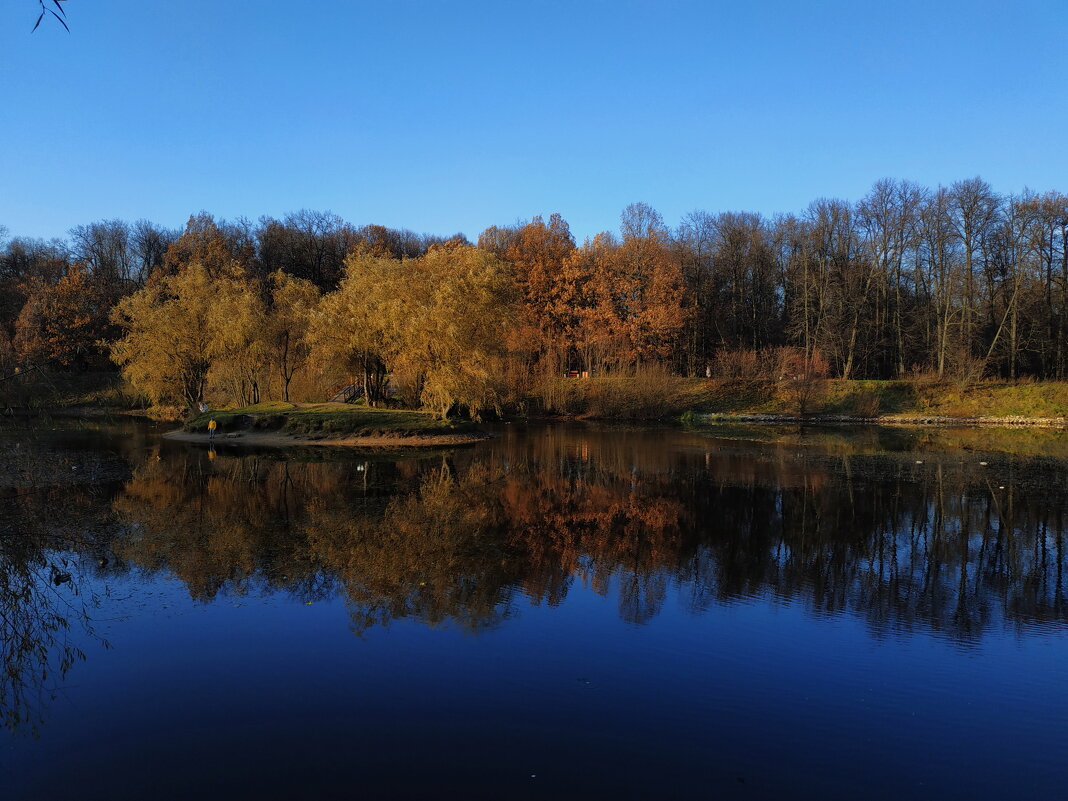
0,425,133,733
3,421,1068,732
111,424,1068,639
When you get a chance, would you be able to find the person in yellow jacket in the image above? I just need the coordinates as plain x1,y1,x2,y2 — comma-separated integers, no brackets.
207,418,218,442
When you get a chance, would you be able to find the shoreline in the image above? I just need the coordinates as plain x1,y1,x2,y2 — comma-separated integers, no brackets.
694,413,1068,429
163,429,490,448
1,406,161,420
7,400,1068,435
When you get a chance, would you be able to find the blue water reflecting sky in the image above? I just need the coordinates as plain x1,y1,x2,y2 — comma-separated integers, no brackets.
2,422,1066,799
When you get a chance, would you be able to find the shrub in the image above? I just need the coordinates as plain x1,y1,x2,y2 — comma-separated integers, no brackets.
584,365,679,419
775,348,829,415
712,348,760,379
852,390,880,417
531,370,584,416
712,346,829,382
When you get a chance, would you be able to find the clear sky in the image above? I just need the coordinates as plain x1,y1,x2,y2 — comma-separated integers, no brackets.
2,0,1065,242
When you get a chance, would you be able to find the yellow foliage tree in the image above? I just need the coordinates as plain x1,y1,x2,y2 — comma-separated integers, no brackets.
309,253,401,405
313,244,518,417
262,270,320,402
411,244,518,417
208,282,269,406
109,263,256,410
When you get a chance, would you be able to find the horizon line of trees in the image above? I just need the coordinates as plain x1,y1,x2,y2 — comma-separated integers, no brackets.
2,176,1067,414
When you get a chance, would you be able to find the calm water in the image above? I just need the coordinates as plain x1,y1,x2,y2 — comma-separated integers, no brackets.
1,419,1066,800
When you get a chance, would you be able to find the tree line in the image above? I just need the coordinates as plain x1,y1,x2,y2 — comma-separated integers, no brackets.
2,177,1067,415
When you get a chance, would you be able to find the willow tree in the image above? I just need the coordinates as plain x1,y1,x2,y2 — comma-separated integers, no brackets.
109,263,256,409
309,252,401,406
410,244,518,417
312,244,517,417
261,270,320,401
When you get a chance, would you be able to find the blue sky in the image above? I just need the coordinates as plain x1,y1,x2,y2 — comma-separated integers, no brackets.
1,0,1065,242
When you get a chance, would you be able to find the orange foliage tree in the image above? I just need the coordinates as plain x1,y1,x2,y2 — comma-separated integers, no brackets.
501,214,578,373
566,204,689,373
162,213,255,279
13,264,116,369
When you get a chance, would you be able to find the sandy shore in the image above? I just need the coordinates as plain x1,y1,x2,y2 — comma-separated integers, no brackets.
163,430,490,448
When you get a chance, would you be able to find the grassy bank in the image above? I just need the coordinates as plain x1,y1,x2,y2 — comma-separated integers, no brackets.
676,378,1068,421
529,375,1068,423
8,370,1067,430
183,401,482,439
0,370,146,413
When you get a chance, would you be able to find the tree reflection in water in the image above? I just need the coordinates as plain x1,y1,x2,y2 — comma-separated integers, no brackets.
0,432,129,734
112,426,1068,639
3,422,1067,733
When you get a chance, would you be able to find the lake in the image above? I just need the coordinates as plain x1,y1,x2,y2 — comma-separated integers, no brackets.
1,419,1066,800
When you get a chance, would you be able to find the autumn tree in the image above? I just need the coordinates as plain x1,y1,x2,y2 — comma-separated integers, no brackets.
13,264,116,369
110,263,256,409
313,244,518,416
412,244,518,416
261,270,320,402
208,286,269,407
0,237,69,342
309,252,401,406
564,204,688,373
479,214,578,377
163,213,256,278
354,223,428,260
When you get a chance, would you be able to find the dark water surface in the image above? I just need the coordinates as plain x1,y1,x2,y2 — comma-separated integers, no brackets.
1,419,1066,799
